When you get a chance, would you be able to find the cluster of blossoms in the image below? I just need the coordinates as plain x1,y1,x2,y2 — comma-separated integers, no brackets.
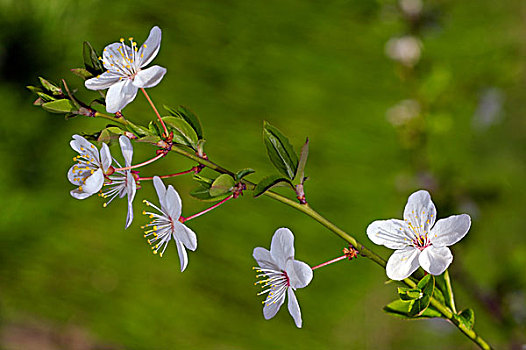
63,26,473,330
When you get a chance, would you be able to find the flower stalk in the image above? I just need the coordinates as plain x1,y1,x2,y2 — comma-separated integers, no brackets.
180,195,233,223
141,88,168,137
444,269,457,314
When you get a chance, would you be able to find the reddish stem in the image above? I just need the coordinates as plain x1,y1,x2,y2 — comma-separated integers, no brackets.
311,255,347,271
139,168,194,181
180,195,233,223
114,153,164,171
141,88,168,138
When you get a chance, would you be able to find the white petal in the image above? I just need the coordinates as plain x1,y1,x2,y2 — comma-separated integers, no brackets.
403,190,437,234
175,239,189,272
105,79,138,113
174,222,197,251
270,228,295,270
138,26,162,67
263,294,285,320
124,172,136,229
287,288,302,328
82,169,104,194
419,246,453,275
100,143,112,171
118,135,133,166
153,176,167,211
366,219,412,249
386,247,421,280
85,71,121,91
133,65,167,88
286,259,313,289
70,188,92,199
430,214,471,247
165,185,182,219
71,135,99,162
102,42,131,71
253,247,279,270
67,166,83,185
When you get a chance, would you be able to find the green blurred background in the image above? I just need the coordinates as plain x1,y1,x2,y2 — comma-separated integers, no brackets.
1,0,525,349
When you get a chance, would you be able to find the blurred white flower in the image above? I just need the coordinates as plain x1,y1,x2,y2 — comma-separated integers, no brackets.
253,228,313,328
385,36,422,67
399,0,423,17
100,135,137,229
68,135,112,199
367,190,471,280
386,99,421,126
85,26,167,113
142,176,197,271
472,88,504,130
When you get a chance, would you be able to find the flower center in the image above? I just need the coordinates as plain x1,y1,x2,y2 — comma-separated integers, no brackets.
253,267,290,306
412,234,431,251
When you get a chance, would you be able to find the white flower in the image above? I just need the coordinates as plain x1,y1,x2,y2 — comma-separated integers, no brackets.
367,190,471,280
142,176,197,271
253,228,313,328
385,36,422,67
85,26,167,113
100,135,137,229
68,135,112,199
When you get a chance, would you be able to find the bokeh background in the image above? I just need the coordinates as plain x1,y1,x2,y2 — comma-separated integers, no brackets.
1,0,525,349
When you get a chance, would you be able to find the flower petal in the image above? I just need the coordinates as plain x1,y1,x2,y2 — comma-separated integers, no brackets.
70,188,93,199
133,65,167,89
82,169,104,194
175,239,189,272
71,135,99,162
102,42,132,71
124,171,137,229
138,26,162,67
403,190,437,235
85,71,122,91
118,135,133,166
165,185,182,219
253,247,279,270
270,228,295,270
430,214,471,247
153,176,167,211
386,247,421,280
100,143,112,171
287,288,302,328
419,246,453,275
367,219,412,249
174,222,197,251
286,259,313,289
105,79,138,113
67,165,83,185
263,294,285,320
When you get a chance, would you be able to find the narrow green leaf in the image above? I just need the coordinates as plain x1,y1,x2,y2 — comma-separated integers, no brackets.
26,85,42,94
456,309,475,330
253,175,293,197
162,116,199,149
409,275,435,317
209,174,235,197
71,68,94,80
39,77,62,95
235,168,255,181
398,287,423,301
164,105,204,140
193,174,214,187
294,137,309,184
136,135,161,143
148,121,162,137
263,121,298,180
190,186,230,202
83,41,104,75
41,99,77,114
126,122,150,137
384,300,442,319
36,92,56,103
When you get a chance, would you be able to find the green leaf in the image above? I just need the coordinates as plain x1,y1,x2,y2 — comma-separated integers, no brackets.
456,309,475,330
164,105,204,140
126,122,150,137
36,92,56,103
162,116,199,149
136,135,161,143
263,121,298,180
235,168,255,181
384,300,442,319
192,174,214,187
83,41,104,75
41,99,77,114
209,174,235,197
408,275,435,317
148,121,163,137
190,186,230,202
294,137,309,184
97,127,125,143
71,68,94,80
39,77,62,95
398,287,423,301
26,85,42,94
253,174,293,197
